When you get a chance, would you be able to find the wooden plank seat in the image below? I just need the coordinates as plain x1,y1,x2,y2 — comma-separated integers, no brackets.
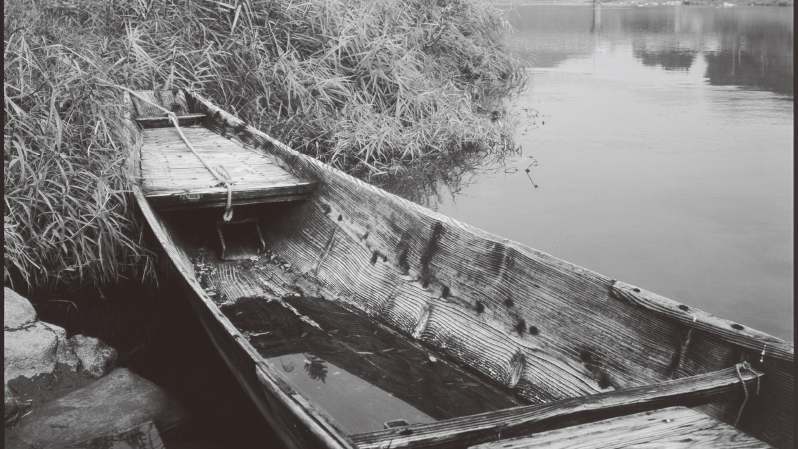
139,126,316,211
130,89,316,211
469,406,773,449
351,366,764,449
136,113,206,128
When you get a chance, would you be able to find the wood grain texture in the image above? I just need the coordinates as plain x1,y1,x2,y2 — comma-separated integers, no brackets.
139,126,315,209
197,257,528,423
186,89,792,449
350,366,764,449
136,113,206,128
611,282,791,362
124,91,355,449
470,406,773,449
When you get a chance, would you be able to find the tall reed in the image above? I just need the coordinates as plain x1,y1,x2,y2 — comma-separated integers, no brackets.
4,0,527,294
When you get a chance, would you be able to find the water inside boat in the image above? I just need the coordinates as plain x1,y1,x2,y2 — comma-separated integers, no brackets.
184,220,529,434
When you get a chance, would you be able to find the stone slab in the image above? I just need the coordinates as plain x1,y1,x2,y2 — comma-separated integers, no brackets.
13,368,188,448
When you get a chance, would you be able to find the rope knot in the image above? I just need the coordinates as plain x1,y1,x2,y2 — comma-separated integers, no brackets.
734,361,762,428
216,165,235,222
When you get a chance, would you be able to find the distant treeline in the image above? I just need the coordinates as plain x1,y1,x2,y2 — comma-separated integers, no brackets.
4,0,527,294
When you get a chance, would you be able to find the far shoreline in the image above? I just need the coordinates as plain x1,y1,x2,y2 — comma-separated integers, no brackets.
495,0,794,6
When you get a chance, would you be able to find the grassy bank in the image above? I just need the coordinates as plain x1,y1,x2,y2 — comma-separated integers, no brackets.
4,0,527,295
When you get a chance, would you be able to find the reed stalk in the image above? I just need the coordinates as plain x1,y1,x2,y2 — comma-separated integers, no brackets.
4,0,527,294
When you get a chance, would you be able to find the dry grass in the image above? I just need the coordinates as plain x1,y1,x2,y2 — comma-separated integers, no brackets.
4,0,527,294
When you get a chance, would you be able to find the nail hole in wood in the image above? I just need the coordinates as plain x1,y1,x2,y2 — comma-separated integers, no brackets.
678,304,689,311
633,288,641,292
440,285,450,298
529,325,539,335
337,214,343,221
475,301,485,314
515,319,526,335
370,251,379,265
597,371,611,389
321,203,331,214
504,298,514,307
731,323,744,330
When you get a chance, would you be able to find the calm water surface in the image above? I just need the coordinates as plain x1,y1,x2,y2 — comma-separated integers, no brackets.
432,5,793,340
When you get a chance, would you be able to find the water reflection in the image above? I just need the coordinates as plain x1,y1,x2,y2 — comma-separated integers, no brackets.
505,4,793,97
303,354,328,382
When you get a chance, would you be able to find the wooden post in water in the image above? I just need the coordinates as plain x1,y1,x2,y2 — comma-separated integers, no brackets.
592,0,601,33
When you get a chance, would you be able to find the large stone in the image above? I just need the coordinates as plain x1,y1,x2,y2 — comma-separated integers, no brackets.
70,334,118,378
4,322,59,384
4,288,36,330
13,368,189,448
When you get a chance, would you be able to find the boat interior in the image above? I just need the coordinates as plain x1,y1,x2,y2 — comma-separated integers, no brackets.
126,90,793,448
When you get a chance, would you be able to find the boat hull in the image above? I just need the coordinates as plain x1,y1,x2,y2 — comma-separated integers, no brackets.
124,90,793,449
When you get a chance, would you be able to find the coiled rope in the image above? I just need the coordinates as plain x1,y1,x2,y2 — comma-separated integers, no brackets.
108,84,235,221
734,361,761,428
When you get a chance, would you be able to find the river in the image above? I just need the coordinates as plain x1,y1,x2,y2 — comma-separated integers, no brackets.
429,3,793,341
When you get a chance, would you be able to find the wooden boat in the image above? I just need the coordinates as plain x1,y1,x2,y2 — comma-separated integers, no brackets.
123,89,793,449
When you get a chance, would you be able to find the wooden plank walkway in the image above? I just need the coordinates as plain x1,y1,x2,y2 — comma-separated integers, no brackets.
470,407,772,449
139,125,315,211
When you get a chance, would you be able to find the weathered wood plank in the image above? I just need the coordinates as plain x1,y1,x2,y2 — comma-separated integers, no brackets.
138,124,316,210
152,194,312,211
350,366,763,449
470,406,772,449
144,184,315,210
611,282,792,362
136,113,206,128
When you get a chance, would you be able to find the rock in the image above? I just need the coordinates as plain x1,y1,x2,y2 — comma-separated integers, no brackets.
4,288,36,330
4,322,59,384
48,324,80,371
13,368,189,448
70,334,118,378
5,384,25,426
66,421,165,449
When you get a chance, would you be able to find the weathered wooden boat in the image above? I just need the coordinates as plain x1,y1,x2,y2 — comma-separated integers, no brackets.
123,89,793,449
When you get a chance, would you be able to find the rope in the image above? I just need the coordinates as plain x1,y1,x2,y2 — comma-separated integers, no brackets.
734,362,761,428
107,83,235,220
216,165,234,222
